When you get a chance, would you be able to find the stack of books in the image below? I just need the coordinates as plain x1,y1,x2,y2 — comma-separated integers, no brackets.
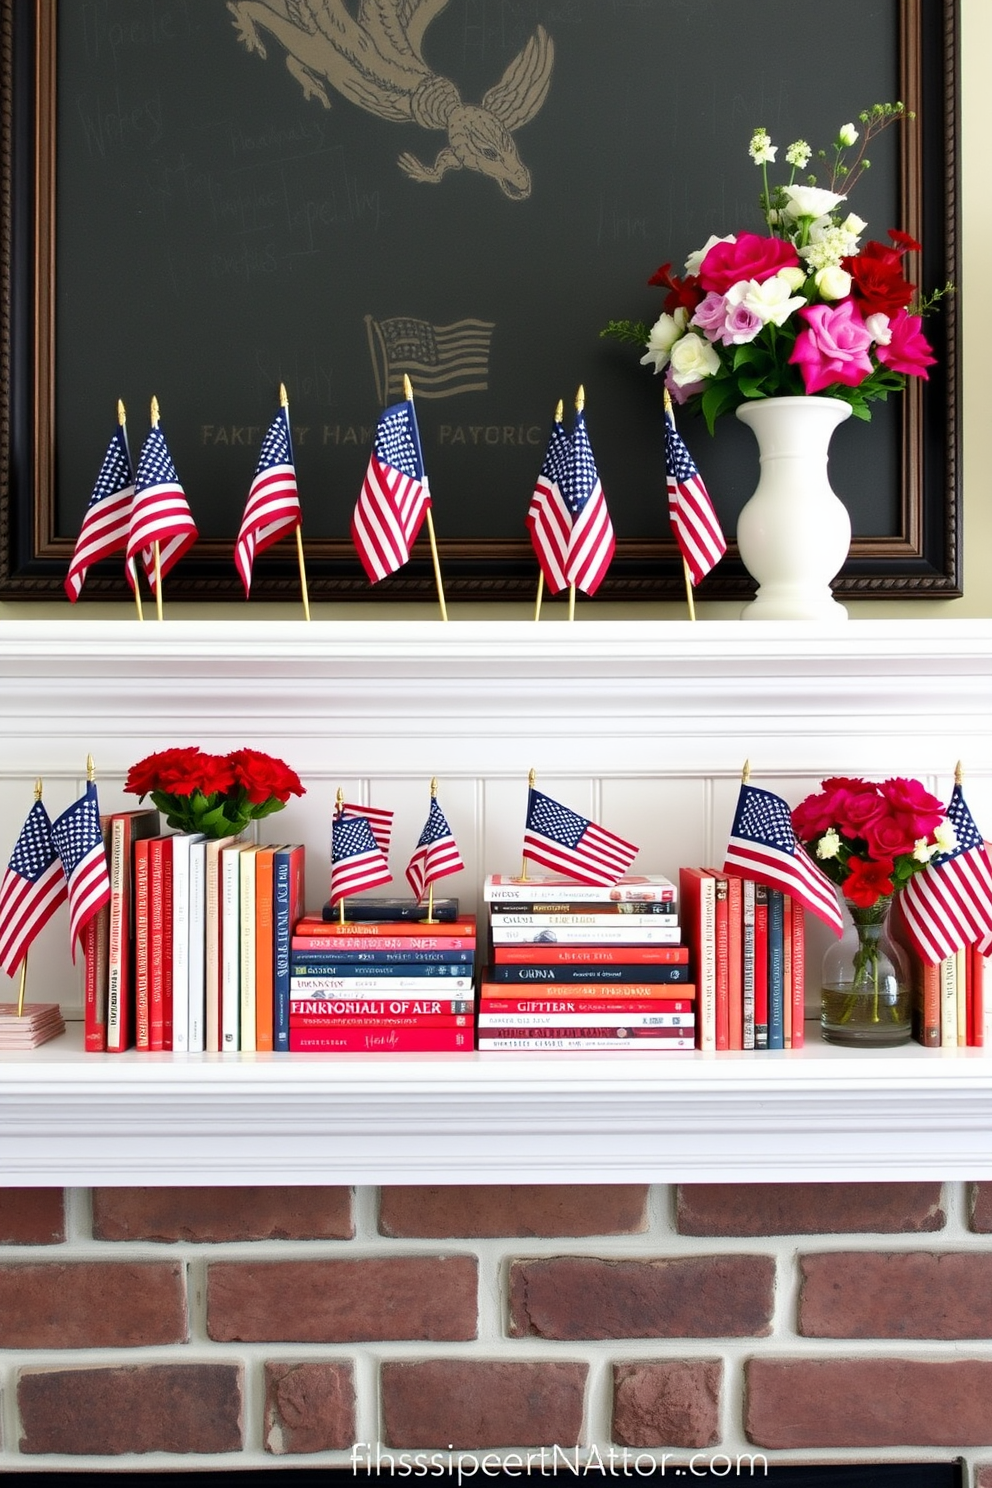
83,815,306,1054
679,867,805,1051
288,898,477,1052
478,874,693,1051
0,1002,65,1049
891,897,987,1048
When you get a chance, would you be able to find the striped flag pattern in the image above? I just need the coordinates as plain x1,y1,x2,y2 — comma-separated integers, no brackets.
898,784,992,964
50,782,111,961
406,798,465,900
723,783,844,935
234,407,301,595
369,315,495,402
664,398,726,585
341,803,394,857
351,400,430,582
330,812,393,907
64,425,134,601
126,425,198,592
0,801,68,977
562,410,615,595
523,788,638,886
526,418,572,594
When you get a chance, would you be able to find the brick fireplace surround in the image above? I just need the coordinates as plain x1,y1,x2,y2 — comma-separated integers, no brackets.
3,620,992,1478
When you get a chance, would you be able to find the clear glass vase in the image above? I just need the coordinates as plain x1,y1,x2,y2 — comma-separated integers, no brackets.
820,896,912,1047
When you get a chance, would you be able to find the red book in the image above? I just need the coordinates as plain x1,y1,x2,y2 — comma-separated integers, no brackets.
295,915,477,940
290,1027,474,1052
723,872,743,1051
290,1014,470,1028
291,997,473,1016
479,997,695,1015
790,901,806,1049
105,809,160,1054
293,933,476,953
133,836,152,1051
83,813,112,1052
972,945,986,1047
493,944,687,965
679,867,716,1051
254,845,278,1053
782,895,793,1049
753,883,769,1050
479,1025,692,1040
704,870,730,1051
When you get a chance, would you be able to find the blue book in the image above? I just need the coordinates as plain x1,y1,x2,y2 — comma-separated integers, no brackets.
488,963,690,984
290,960,474,979
273,846,305,1052
287,947,474,965
766,888,785,1051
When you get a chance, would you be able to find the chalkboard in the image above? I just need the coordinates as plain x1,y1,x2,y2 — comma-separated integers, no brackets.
0,0,959,601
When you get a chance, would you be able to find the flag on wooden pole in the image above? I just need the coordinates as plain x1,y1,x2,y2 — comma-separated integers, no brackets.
526,402,571,598
234,397,302,597
0,793,67,978
64,410,134,601
664,389,726,588
406,790,464,901
127,399,198,598
50,778,111,962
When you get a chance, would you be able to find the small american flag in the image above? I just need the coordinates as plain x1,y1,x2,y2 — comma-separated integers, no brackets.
127,425,198,592
664,397,726,585
330,812,393,907
352,400,430,582
724,783,843,935
406,798,465,900
898,784,992,964
341,802,393,856
562,410,615,595
234,407,301,595
0,802,68,977
64,425,134,601
523,788,638,886
50,782,111,961
526,418,572,595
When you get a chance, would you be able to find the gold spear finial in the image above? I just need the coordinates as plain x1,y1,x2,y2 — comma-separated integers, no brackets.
664,387,673,414
33,778,42,801
118,399,126,427
955,760,964,785
575,384,585,413
86,754,95,783
554,399,564,423
150,396,160,428
742,759,751,784
279,382,289,409
403,374,413,401
430,776,438,799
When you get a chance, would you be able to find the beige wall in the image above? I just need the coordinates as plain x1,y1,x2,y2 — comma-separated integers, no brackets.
2,1,985,626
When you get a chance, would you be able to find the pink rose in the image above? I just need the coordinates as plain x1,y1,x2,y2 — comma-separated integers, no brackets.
879,777,945,839
862,812,921,860
789,300,875,394
691,291,730,342
874,309,937,379
698,232,800,295
720,300,762,345
664,368,705,405
837,788,887,837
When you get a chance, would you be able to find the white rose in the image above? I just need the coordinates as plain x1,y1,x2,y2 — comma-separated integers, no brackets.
684,234,736,276
639,307,689,373
668,332,721,387
777,266,808,292
816,829,841,861
932,820,959,855
783,185,847,220
814,266,852,301
727,276,806,327
838,123,859,147
864,312,892,345
841,213,868,236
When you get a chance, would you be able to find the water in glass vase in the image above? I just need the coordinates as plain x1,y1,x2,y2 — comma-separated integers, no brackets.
820,896,912,1047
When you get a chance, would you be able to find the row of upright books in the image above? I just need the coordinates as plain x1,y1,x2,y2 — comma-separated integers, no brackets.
891,898,986,1048
478,873,693,1051
84,808,304,1052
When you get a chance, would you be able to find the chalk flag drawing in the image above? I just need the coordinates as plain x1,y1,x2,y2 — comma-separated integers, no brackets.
226,0,555,200
365,314,496,402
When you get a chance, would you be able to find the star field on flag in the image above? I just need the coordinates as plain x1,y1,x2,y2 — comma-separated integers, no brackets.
0,801,68,977
723,782,843,934
50,782,111,960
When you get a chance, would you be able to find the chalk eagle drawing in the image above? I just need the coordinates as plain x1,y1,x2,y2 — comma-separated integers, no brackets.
226,0,555,200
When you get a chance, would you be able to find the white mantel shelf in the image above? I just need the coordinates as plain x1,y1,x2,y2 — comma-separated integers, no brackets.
2,617,992,1186
3,1024,992,1185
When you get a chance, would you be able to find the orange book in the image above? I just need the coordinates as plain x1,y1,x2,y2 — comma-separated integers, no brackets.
679,867,716,1051
105,808,160,1054
254,846,278,1053
782,895,793,1049
791,901,806,1049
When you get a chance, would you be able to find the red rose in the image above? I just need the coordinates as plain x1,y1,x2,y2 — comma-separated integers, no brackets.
124,746,208,799
887,228,922,255
844,240,915,317
227,748,304,805
194,753,237,798
647,262,704,316
843,855,895,908
792,789,840,840
861,813,920,860
879,777,944,838
836,788,887,838
698,232,800,295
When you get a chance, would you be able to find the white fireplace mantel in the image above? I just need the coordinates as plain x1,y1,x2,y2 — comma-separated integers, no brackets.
2,617,992,1186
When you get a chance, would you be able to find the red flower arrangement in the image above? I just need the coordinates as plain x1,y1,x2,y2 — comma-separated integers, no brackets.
124,746,304,838
791,775,953,909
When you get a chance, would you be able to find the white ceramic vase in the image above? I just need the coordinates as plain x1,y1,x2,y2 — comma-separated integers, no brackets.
735,395,853,622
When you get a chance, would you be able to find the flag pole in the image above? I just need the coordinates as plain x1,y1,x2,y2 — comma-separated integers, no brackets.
568,387,586,622
664,390,697,621
534,399,564,622
521,767,536,880
424,776,439,924
281,383,312,622
119,400,144,621
16,776,44,1017
149,397,164,622
335,787,347,925
404,375,448,622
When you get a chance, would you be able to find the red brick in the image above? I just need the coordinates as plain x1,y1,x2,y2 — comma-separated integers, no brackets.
970,1183,992,1232
0,1189,65,1245
677,1182,944,1236
0,1262,186,1349
382,1360,587,1449
974,1467,992,1488
18,1364,242,1455
612,1361,721,1449
92,1184,353,1242
800,1250,992,1337
379,1185,648,1238
746,1357,992,1448
208,1255,477,1342
265,1360,355,1454
509,1255,774,1339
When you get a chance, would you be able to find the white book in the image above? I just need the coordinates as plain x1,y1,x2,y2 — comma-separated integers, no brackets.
187,838,207,1053
489,923,680,945
221,844,244,1051
290,976,474,995
170,832,204,1054
477,1011,694,1028
239,846,260,1055
477,1037,695,1051
484,873,676,904
940,954,957,1048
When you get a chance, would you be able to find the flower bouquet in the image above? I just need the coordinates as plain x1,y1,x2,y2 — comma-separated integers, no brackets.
792,775,956,1045
604,105,946,430
124,746,305,839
